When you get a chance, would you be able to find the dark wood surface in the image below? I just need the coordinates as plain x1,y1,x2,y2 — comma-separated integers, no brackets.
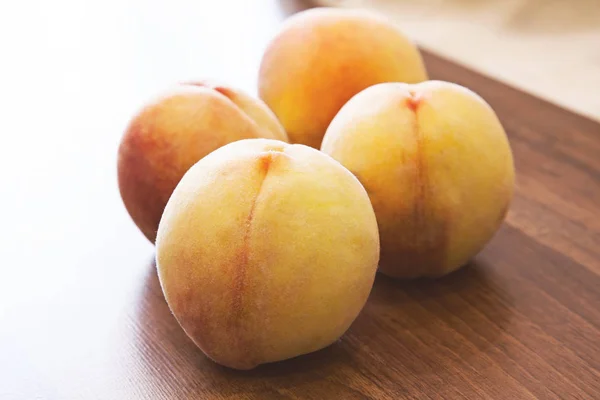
1,1,599,399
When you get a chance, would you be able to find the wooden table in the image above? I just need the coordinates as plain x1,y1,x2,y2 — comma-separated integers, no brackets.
1,1,599,399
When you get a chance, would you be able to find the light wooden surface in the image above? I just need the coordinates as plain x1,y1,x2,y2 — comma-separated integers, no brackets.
1,1,599,399
316,0,600,121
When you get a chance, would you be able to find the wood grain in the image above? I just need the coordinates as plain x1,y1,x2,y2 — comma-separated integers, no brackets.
1,1,599,399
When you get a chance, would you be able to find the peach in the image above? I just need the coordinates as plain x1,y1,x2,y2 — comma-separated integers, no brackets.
117,82,287,243
321,81,515,278
258,7,427,149
156,139,379,369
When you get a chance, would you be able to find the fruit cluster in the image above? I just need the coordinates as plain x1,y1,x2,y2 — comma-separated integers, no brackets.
118,8,515,370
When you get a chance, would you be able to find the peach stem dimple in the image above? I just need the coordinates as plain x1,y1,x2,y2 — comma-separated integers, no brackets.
406,91,423,112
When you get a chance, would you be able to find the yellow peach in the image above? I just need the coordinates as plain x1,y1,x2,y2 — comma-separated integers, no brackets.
259,7,427,149
156,139,379,369
321,81,515,278
117,82,287,243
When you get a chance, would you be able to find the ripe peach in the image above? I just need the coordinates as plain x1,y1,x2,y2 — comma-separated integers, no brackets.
321,81,515,278
117,82,287,243
259,7,427,149
156,139,379,369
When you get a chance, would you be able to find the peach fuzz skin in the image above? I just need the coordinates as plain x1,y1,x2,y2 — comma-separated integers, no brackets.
321,81,515,279
117,82,287,243
156,139,380,369
259,7,427,149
